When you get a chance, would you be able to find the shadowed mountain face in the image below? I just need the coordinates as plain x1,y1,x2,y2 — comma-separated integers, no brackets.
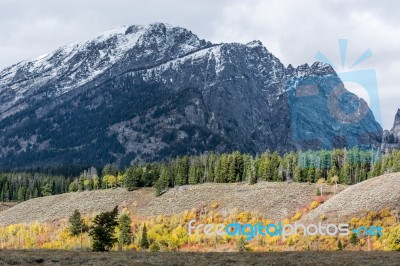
382,109,400,153
0,23,382,168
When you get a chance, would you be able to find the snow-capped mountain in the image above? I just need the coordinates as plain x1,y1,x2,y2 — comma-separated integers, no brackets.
0,23,382,168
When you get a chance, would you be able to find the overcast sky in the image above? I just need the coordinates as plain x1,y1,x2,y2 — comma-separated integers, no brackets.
0,0,399,129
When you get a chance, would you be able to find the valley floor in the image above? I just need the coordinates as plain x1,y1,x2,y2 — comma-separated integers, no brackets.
0,250,399,266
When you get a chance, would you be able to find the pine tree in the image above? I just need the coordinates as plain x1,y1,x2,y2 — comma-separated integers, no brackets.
154,165,170,196
188,158,203,185
226,155,236,183
247,158,257,184
140,224,149,249
294,166,303,182
215,155,228,183
205,152,215,183
340,162,351,184
118,213,132,247
69,210,87,236
338,239,343,250
17,186,24,202
125,167,142,191
174,156,189,185
89,206,119,251
350,232,359,246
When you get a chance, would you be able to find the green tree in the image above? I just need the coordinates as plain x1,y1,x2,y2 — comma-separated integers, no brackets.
118,213,132,247
246,157,257,184
337,239,343,250
294,166,303,182
188,158,203,185
154,165,170,196
174,156,189,186
89,206,119,251
17,186,25,202
125,166,142,191
68,210,87,236
140,224,149,250
350,232,359,246
41,183,53,196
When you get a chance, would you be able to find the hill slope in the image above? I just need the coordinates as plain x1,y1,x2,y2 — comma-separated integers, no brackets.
302,172,400,223
0,182,323,225
1,173,398,226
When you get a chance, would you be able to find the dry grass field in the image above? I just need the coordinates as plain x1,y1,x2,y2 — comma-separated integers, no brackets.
0,182,333,225
0,202,17,213
302,173,400,223
0,250,399,266
0,173,399,226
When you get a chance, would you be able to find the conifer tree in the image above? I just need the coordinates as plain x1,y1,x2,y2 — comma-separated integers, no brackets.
337,239,343,250
69,209,87,236
140,224,149,249
89,206,119,251
154,165,170,196
118,213,132,247
350,232,359,246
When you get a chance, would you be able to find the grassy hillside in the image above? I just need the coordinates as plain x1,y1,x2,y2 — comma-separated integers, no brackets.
0,174,399,252
302,172,400,223
0,182,345,226
0,172,399,226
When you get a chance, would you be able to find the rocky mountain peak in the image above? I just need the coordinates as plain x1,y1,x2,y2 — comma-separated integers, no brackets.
288,61,335,77
395,109,400,124
392,108,400,134
381,109,400,153
0,23,383,168
246,40,264,48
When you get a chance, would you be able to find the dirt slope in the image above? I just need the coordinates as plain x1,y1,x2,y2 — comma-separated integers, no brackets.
302,172,400,223
1,173,398,226
0,182,321,225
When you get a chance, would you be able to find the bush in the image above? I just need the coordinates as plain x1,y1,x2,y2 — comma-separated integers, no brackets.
149,242,160,252
236,237,249,252
314,196,326,204
292,212,302,221
310,201,319,210
380,208,391,218
382,224,400,251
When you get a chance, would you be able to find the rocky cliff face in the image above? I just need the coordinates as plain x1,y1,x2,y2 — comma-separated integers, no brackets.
382,109,400,153
0,23,382,168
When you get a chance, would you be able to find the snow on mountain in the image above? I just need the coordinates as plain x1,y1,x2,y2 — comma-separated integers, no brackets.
0,23,206,97
0,23,383,168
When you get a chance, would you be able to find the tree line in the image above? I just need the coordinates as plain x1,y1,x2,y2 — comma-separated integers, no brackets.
69,207,148,252
1,148,400,201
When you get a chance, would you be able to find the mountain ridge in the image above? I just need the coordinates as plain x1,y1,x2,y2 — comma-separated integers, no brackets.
0,23,382,168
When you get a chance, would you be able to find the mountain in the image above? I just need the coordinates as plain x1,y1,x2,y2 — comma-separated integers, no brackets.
0,23,382,168
382,109,400,153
